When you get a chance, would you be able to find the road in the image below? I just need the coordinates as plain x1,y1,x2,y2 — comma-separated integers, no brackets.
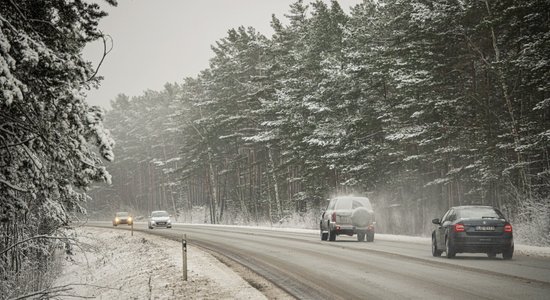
89,222,550,299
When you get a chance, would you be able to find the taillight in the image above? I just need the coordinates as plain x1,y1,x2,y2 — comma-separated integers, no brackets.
454,223,465,232
504,224,512,232
331,212,336,222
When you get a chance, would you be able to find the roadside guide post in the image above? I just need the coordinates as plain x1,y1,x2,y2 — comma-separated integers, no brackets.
131,220,134,236
182,234,187,281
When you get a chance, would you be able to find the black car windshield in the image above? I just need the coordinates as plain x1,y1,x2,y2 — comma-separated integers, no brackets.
456,207,504,219
334,197,372,211
116,212,129,217
152,211,169,217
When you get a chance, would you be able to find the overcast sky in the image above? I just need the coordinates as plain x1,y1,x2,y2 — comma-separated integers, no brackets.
83,0,363,109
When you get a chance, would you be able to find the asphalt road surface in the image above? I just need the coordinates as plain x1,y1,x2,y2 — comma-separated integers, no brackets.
89,222,550,300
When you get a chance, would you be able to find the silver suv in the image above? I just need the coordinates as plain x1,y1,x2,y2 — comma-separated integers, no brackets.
148,210,172,229
320,196,375,242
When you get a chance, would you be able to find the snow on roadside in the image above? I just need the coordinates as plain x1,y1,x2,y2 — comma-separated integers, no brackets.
54,227,266,299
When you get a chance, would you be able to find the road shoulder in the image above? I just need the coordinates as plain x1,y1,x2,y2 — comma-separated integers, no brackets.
53,227,268,299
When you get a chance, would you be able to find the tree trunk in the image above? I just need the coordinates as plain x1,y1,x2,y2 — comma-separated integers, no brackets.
484,0,529,197
207,151,218,224
267,146,282,220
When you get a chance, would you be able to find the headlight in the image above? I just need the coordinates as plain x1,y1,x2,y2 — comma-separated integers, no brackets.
150,220,155,224
128,217,132,222
167,220,171,224
115,217,119,222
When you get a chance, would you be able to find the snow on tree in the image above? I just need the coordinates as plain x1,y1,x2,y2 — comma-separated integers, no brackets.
0,0,116,297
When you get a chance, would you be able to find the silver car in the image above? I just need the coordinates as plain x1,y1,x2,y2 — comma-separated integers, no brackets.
148,210,172,229
320,196,375,242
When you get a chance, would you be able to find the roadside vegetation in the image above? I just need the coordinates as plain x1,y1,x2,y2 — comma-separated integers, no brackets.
0,0,116,297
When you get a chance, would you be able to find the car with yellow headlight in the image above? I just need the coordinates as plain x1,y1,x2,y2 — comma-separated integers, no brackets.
113,212,133,226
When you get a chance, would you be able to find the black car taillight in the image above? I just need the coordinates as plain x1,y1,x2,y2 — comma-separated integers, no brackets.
504,223,512,233
331,212,336,222
454,223,465,232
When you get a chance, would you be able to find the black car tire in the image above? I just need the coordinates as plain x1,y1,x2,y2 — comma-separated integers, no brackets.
445,237,456,258
487,252,497,258
503,245,514,260
357,232,365,242
366,232,374,242
321,228,328,241
148,225,153,229
329,229,336,241
432,236,443,257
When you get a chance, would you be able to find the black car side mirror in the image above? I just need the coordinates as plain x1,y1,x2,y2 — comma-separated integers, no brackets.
432,218,440,225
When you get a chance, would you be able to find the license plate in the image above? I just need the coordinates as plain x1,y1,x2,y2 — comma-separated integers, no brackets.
476,226,495,231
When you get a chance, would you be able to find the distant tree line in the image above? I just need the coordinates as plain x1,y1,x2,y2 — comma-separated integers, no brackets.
92,0,549,244
0,0,116,297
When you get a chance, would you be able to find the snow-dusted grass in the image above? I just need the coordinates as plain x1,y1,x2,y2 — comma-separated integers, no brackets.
513,198,550,247
53,227,266,299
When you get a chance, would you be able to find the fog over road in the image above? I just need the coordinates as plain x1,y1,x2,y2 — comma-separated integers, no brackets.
89,222,550,299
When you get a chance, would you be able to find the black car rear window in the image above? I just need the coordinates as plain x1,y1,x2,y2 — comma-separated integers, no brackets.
456,207,504,219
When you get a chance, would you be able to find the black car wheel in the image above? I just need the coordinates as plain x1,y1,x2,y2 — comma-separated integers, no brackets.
329,229,336,241
487,252,497,258
320,228,328,241
503,245,514,260
445,237,456,258
357,232,365,242
432,236,443,257
366,232,374,242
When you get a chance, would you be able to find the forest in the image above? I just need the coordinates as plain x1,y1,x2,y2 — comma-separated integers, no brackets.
91,0,549,242
0,0,549,297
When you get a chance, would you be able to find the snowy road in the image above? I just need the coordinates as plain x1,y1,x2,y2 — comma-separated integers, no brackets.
90,222,550,299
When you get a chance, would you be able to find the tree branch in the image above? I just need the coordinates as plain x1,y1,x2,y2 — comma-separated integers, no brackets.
86,32,113,82
0,179,28,193
0,235,75,257
10,283,120,300
0,136,36,150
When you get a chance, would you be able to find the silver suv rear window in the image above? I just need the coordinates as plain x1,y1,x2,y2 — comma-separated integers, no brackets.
334,197,372,210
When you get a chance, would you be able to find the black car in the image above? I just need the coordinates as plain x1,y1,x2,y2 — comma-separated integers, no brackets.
431,206,513,259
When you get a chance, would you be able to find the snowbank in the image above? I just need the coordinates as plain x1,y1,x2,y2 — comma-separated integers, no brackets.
54,227,266,299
